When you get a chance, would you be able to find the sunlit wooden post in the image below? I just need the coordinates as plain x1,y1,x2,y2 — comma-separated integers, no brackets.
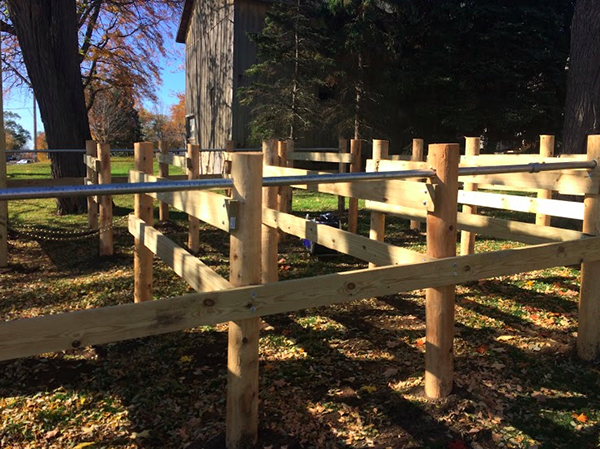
578,135,600,361
425,143,460,399
348,139,362,234
278,140,292,214
460,137,480,256
158,140,169,221
98,143,113,256
338,138,349,215
86,140,99,231
262,140,279,283
536,135,555,226
285,138,294,212
410,138,425,231
369,140,389,268
134,142,154,303
187,143,200,253
0,38,6,268
226,152,262,449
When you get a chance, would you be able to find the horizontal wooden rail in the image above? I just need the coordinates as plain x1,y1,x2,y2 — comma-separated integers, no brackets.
458,190,585,221
129,216,232,292
461,154,588,165
264,165,435,209
288,151,354,164
156,153,190,170
366,200,588,244
129,171,232,232
263,208,430,265
2,236,599,361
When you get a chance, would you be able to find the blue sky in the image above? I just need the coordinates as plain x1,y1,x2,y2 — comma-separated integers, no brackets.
3,54,185,148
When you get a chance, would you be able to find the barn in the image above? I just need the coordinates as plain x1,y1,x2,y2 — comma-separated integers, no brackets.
176,0,274,150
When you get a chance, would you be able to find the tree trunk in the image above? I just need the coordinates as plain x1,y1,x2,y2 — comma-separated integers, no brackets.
562,0,600,154
7,0,91,214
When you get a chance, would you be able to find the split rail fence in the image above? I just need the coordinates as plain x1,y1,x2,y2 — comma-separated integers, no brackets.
1,136,600,449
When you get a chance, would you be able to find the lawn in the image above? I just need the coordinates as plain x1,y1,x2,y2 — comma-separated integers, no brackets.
1,160,599,449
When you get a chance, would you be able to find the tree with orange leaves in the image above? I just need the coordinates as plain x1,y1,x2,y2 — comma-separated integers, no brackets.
0,0,183,214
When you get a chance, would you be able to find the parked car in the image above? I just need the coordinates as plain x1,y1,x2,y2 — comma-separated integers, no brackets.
16,159,31,164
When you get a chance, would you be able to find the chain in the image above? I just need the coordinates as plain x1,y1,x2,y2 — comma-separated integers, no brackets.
9,216,128,242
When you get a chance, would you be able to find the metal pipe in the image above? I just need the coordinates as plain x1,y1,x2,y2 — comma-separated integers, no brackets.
0,169,437,201
458,160,597,176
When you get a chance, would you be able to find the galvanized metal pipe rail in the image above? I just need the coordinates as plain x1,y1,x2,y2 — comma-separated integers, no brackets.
0,160,596,202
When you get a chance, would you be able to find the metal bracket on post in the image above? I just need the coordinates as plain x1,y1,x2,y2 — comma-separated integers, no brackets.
225,199,239,231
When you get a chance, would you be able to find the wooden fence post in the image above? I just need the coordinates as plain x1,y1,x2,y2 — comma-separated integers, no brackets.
285,138,294,212
536,135,555,226
187,143,200,253
262,140,279,284
460,137,480,256
348,139,362,234
86,140,99,231
278,140,291,213
158,140,169,221
410,138,425,231
226,152,263,449
369,140,389,268
578,135,600,360
338,138,349,215
134,142,154,303
98,143,113,256
425,143,460,399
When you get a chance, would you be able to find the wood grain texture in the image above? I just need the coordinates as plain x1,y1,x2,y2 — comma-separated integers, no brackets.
578,135,600,360
338,138,349,215
262,140,279,284
134,142,154,303
187,144,200,253
263,208,430,266
460,137,480,256
129,215,231,292
156,153,190,170
98,143,113,256
86,140,98,231
348,139,361,233
536,135,555,226
288,151,354,164
3,236,600,362
369,140,389,268
158,140,169,221
129,171,231,233
410,138,426,231
227,152,263,449
425,143,460,399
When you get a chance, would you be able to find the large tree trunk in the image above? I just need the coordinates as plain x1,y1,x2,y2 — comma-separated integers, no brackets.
562,0,600,154
7,0,91,214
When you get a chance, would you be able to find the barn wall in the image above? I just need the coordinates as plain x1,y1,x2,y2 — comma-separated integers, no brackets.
185,0,235,150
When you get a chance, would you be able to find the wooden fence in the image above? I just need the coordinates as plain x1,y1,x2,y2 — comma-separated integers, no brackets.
1,136,600,448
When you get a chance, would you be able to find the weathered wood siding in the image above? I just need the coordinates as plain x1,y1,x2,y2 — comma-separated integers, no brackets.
185,0,235,150
232,0,269,148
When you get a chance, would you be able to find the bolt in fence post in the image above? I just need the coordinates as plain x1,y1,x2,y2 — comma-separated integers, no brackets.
536,135,555,226
98,143,113,256
338,138,349,215
262,140,279,284
187,143,200,253
86,140,99,231
460,137,480,256
348,139,362,234
158,140,169,221
369,140,389,268
425,143,460,399
134,142,154,303
226,152,263,449
578,135,600,361
410,138,425,231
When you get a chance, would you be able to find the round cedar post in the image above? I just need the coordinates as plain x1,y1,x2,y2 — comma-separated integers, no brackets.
223,140,235,196
410,138,425,231
348,139,362,234
578,135,600,360
86,140,99,231
158,140,169,221
277,140,290,242
425,143,460,399
285,139,294,212
187,143,200,253
369,140,389,268
134,142,154,303
226,152,262,449
262,140,279,284
536,135,555,226
98,143,113,256
460,137,480,256
338,138,349,215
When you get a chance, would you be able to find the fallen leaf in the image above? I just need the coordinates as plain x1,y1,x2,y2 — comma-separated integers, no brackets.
573,413,588,423
475,345,487,354
359,385,377,394
447,438,468,449
45,427,59,439
383,368,398,378
73,443,96,449
415,337,426,347
496,335,515,342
